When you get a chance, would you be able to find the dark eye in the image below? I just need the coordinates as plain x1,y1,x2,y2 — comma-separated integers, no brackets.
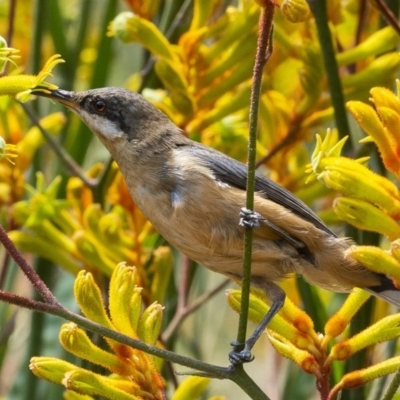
94,99,107,113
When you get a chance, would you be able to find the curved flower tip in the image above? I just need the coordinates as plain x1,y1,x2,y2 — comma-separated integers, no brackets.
348,245,400,286
0,54,65,102
0,36,20,71
347,84,400,179
0,136,18,164
280,0,310,23
170,376,210,400
268,331,319,375
307,130,349,177
329,356,400,400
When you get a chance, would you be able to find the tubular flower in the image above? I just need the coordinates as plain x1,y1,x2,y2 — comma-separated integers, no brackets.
107,1,400,191
32,263,165,400
228,288,400,399
0,135,17,164
10,169,173,303
0,54,64,102
348,82,400,180
308,129,400,238
0,36,20,71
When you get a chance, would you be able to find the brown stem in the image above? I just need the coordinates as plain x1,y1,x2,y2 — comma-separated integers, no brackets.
256,113,303,168
0,289,60,312
316,369,331,400
6,0,16,46
0,251,11,289
0,224,59,304
20,103,98,188
355,0,369,45
374,0,400,35
162,278,230,343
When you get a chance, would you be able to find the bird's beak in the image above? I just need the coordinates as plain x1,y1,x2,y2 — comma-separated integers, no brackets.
37,89,78,110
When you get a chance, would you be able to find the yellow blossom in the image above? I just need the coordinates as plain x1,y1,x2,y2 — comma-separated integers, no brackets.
33,264,166,399
0,54,64,102
0,135,18,164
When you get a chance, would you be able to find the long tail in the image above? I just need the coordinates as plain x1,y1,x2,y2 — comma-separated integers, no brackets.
366,276,400,308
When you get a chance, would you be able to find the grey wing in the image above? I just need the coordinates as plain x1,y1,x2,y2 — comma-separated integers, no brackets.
184,143,334,236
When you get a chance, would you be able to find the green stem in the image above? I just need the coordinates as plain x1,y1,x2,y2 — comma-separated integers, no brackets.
382,366,400,400
67,0,93,88
307,0,351,144
67,0,117,165
237,3,275,352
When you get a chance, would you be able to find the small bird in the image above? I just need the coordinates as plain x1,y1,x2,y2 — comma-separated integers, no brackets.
38,87,400,364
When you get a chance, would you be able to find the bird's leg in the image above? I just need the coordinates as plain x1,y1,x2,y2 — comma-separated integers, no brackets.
239,207,262,228
239,207,305,249
229,281,285,365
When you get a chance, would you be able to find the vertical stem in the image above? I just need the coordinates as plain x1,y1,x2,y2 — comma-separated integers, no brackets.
307,0,351,145
236,3,275,350
6,0,16,45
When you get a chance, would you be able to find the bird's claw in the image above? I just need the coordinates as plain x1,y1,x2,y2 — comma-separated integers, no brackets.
229,341,255,365
239,208,263,228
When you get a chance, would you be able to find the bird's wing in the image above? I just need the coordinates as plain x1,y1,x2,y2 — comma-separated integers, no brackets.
184,143,334,236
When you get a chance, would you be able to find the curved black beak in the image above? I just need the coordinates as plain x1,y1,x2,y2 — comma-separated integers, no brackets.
37,89,78,109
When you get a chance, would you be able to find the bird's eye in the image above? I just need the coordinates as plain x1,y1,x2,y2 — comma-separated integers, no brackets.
94,99,107,113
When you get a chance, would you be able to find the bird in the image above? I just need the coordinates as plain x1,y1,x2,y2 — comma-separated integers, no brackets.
37,87,400,364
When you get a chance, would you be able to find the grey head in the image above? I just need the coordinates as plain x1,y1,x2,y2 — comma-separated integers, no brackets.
39,87,178,146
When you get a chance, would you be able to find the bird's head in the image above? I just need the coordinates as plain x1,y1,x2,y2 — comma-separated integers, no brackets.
37,87,173,147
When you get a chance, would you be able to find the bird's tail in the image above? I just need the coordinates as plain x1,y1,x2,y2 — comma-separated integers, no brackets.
366,276,400,308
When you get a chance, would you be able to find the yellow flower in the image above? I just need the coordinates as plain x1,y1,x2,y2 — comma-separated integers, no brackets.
0,136,18,164
0,36,20,72
0,54,64,102
32,264,166,400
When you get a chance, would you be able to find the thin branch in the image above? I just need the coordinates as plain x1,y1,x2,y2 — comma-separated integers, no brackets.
0,251,11,289
140,0,192,78
6,0,17,46
0,289,60,312
0,224,58,304
178,255,191,309
162,278,230,343
236,2,276,353
255,114,303,168
374,0,400,36
20,103,97,188
355,0,369,46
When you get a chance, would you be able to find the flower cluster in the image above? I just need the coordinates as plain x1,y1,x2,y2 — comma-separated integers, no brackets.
9,168,173,304
308,82,400,289
30,263,218,400
0,38,66,212
228,288,400,399
108,2,400,192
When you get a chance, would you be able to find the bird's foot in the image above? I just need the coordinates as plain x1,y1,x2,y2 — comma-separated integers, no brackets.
239,208,263,228
229,341,255,366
